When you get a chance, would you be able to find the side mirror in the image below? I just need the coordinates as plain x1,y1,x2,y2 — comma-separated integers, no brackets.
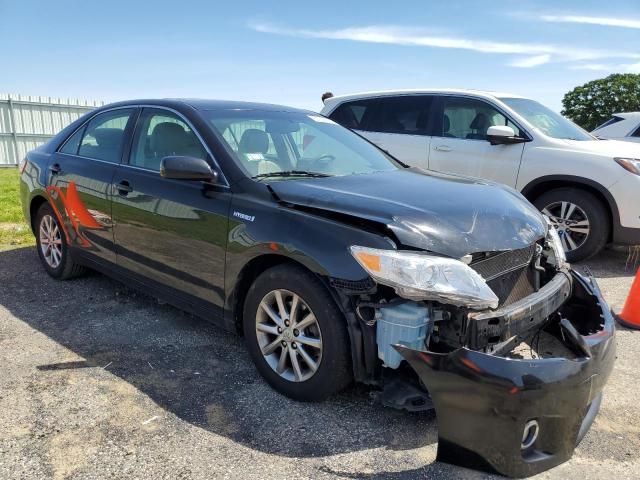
486,126,527,145
160,156,219,183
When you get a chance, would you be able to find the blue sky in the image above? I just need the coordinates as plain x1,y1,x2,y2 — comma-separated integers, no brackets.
1,0,639,112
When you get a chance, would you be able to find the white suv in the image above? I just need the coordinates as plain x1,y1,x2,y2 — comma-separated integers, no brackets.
321,89,640,261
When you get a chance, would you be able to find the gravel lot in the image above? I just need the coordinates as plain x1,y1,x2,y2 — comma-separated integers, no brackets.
1,246,638,479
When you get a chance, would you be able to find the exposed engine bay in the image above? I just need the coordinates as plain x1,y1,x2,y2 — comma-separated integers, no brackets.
353,231,571,381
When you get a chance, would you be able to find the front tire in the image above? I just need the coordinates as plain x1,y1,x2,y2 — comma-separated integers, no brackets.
534,188,609,262
35,203,86,279
243,264,352,401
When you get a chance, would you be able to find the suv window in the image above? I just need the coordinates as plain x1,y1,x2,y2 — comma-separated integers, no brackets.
366,96,432,135
594,116,624,131
328,100,377,130
439,97,520,140
129,108,208,171
77,109,134,162
632,124,640,138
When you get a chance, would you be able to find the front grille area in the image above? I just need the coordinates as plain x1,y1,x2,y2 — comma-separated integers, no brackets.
470,243,538,307
469,244,536,281
486,266,536,306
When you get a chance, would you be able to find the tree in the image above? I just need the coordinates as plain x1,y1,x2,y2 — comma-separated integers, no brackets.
561,73,640,131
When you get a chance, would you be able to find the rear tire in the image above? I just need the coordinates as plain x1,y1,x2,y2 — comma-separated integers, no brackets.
243,264,352,401
35,203,86,280
534,188,609,262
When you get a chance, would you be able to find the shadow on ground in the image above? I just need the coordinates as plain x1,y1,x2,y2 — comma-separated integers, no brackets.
0,247,440,462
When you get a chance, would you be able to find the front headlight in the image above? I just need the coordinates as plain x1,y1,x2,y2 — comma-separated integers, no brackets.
614,157,640,176
350,246,499,310
544,218,568,268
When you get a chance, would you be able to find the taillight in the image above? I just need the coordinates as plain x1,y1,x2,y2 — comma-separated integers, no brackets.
19,157,28,174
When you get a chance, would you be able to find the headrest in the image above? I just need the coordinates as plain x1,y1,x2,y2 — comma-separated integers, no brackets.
93,128,123,148
443,114,451,132
470,113,488,130
150,122,188,154
239,129,269,154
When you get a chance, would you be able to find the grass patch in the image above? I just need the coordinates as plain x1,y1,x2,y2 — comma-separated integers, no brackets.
0,167,35,250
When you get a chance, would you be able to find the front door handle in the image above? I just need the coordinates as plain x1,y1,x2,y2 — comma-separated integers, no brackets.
433,145,451,152
115,180,133,196
48,163,61,174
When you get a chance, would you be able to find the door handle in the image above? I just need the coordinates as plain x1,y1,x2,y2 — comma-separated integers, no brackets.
433,145,451,152
48,163,61,174
115,180,133,196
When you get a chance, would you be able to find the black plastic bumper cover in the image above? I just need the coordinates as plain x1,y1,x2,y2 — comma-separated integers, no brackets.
395,270,616,478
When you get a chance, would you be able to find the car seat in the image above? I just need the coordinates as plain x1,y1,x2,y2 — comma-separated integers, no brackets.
238,129,280,175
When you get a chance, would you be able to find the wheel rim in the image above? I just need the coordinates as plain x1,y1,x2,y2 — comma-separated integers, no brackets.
255,289,323,382
39,214,63,269
542,201,590,253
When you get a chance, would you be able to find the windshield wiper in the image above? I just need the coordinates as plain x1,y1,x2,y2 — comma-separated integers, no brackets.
252,170,332,179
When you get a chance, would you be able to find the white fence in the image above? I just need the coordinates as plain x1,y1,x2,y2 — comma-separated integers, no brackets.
0,94,104,166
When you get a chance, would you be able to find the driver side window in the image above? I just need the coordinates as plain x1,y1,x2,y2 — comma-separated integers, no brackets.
129,108,207,171
440,97,520,140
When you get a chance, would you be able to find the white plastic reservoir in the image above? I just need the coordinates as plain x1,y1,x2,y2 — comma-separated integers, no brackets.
377,302,432,369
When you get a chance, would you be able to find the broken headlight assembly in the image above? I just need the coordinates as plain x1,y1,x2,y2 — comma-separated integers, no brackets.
350,245,499,309
544,218,568,269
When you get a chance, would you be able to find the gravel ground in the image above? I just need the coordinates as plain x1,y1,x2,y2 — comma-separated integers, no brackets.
0,246,638,480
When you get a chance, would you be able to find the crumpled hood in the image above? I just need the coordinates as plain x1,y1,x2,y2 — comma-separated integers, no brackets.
269,168,546,258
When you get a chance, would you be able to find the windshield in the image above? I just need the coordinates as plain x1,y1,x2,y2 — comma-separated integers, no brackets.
500,98,594,141
203,110,400,178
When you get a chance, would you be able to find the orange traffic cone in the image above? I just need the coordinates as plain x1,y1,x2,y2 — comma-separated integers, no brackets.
618,268,640,330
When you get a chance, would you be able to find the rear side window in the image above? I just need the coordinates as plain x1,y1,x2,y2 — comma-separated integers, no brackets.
59,126,85,155
129,108,208,171
77,109,135,163
328,100,377,130
366,96,433,135
593,116,624,131
631,125,640,137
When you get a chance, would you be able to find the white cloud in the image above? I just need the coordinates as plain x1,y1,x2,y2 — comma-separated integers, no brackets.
568,64,611,71
540,15,640,29
250,23,640,66
623,62,640,73
509,54,551,68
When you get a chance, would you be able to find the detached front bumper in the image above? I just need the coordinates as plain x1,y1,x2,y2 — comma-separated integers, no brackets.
395,270,616,478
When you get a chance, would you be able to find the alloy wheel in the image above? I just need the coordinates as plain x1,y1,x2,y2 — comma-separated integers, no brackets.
255,289,323,382
39,214,63,269
542,201,590,253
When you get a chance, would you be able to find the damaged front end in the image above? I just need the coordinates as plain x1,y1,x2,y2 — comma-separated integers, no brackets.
346,227,616,478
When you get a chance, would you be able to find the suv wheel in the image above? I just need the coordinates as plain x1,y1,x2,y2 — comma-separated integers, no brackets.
35,203,86,279
534,188,609,262
243,264,352,401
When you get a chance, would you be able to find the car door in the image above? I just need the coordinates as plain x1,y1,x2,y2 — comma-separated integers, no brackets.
328,96,432,168
111,107,231,318
48,107,137,265
358,96,433,169
428,96,526,187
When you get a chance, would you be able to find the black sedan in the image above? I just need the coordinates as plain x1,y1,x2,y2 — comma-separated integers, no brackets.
19,99,615,477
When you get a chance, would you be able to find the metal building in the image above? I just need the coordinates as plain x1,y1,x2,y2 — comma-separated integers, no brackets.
0,94,103,166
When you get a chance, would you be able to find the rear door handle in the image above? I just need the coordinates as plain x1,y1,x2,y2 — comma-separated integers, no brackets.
48,163,61,174
115,180,133,195
433,145,451,152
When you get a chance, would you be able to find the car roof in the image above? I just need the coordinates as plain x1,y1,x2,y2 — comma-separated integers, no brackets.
322,88,526,110
97,98,313,114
